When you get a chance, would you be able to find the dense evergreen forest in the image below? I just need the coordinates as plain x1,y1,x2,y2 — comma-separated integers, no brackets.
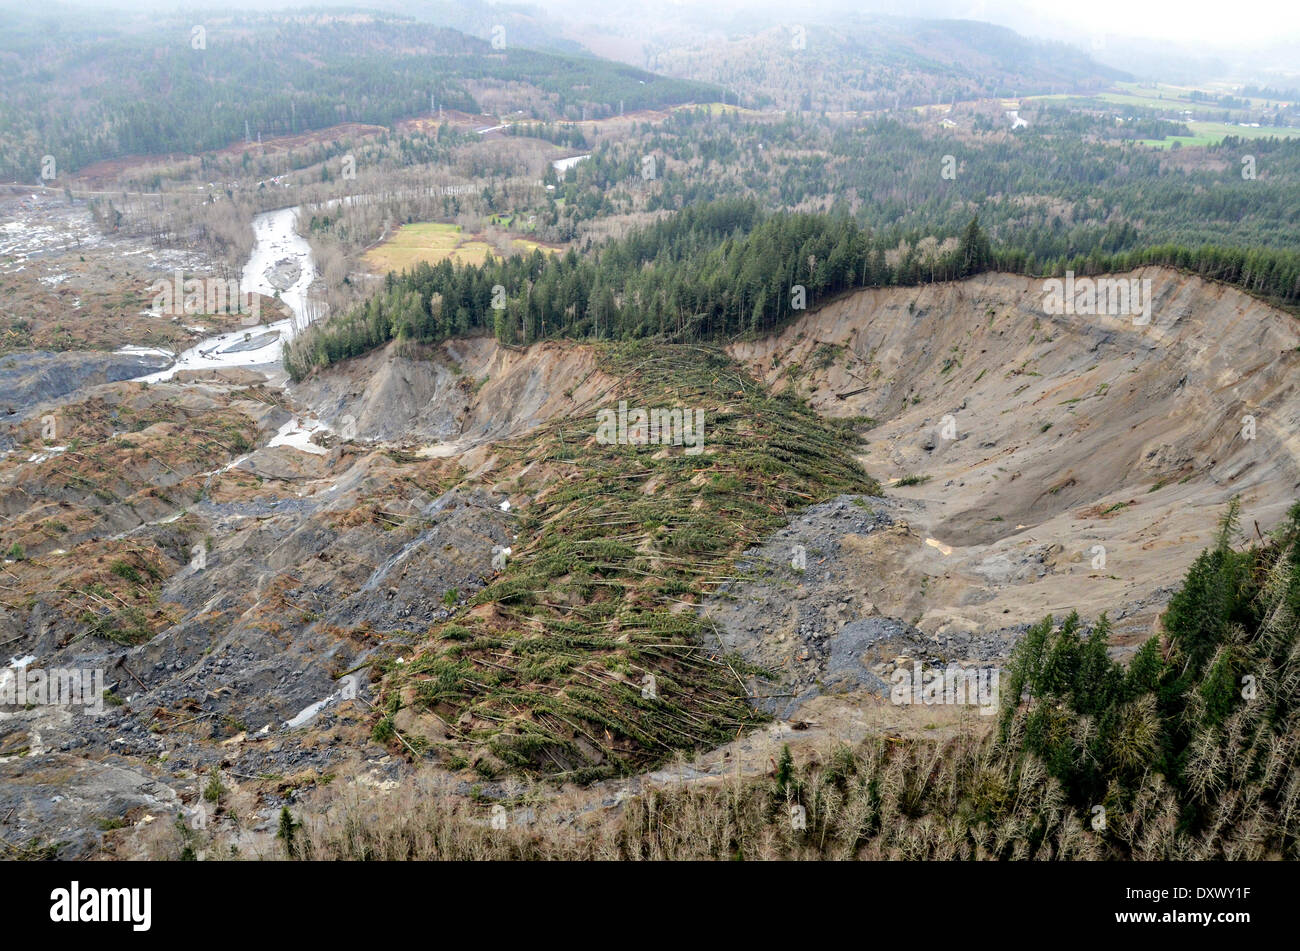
283,198,1300,380
0,12,716,179
979,499,1300,858
543,109,1300,254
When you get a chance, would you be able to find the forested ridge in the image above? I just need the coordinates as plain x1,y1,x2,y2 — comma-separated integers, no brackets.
647,15,1125,114
0,12,716,179
555,110,1300,253
284,198,1300,380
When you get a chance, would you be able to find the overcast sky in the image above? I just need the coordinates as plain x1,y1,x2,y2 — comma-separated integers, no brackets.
603,0,1300,50
936,0,1299,48
28,0,1300,55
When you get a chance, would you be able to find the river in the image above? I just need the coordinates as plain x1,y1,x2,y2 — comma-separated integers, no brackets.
127,206,319,383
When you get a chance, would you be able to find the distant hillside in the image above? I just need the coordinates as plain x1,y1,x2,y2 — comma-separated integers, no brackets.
364,0,590,55
0,8,718,179
645,16,1128,110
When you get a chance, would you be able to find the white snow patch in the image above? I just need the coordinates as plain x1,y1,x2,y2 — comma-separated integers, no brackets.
552,154,591,173
267,416,331,455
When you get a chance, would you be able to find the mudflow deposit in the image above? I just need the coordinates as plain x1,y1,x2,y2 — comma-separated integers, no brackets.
1,261,1297,857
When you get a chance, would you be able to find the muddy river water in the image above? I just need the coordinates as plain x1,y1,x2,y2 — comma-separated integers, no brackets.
125,206,319,383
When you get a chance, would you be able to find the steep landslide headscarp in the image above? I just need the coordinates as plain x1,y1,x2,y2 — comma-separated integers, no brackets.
729,267,1300,643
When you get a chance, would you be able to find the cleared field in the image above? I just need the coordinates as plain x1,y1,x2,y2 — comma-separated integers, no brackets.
1030,82,1295,120
1028,90,1230,117
672,101,761,117
1136,121,1300,149
1113,81,1293,111
1099,92,1224,114
362,222,554,273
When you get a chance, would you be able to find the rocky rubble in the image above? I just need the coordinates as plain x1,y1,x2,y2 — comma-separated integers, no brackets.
706,494,1030,719
0,349,172,425
0,374,511,855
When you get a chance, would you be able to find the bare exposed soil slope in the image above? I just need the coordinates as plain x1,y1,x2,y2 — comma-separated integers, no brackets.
729,267,1300,648
291,337,616,451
